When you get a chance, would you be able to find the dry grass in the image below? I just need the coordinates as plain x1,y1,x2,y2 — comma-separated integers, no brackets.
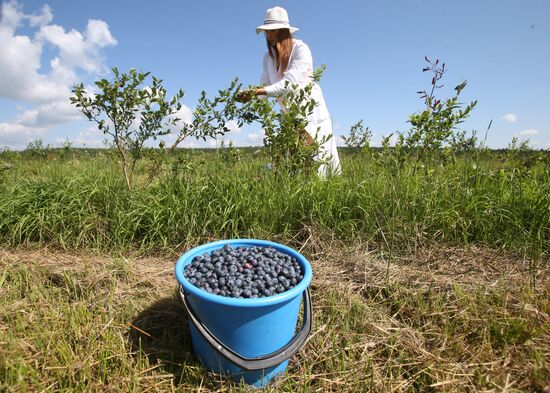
0,240,548,392
305,234,549,392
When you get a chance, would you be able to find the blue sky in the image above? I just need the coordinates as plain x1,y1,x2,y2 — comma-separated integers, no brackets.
1,0,549,150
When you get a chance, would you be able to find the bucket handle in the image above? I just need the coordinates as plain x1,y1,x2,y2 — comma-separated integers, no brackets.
179,285,312,371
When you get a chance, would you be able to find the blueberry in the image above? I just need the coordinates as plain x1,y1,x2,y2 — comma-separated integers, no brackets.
185,245,305,298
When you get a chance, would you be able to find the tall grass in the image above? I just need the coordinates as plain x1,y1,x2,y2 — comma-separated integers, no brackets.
0,148,548,258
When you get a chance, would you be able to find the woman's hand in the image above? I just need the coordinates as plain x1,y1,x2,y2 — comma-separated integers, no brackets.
235,88,267,103
236,90,255,103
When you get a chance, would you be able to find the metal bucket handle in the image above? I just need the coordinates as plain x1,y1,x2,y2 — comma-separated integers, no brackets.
179,285,312,371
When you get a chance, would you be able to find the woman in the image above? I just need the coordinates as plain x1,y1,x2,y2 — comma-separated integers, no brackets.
237,6,341,177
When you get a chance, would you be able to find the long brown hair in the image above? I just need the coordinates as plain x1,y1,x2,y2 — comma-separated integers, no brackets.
266,28,293,76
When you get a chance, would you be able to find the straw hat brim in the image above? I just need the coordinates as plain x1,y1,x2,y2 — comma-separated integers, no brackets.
256,24,299,34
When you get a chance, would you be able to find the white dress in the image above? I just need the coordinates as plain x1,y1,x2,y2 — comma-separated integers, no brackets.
260,39,341,177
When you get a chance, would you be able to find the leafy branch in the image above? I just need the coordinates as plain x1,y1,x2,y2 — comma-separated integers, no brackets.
70,69,244,190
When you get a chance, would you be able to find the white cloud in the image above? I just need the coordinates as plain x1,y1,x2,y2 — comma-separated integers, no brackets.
27,4,53,27
1,1,53,29
172,105,193,125
0,21,65,102
211,119,242,136
54,137,71,146
528,140,550,149
73,125,105,148
0,121,46,147
501,113,518,123
0,1,117,148
246,131,264,144
224,120,241,134
518,128,539,136
37,19,116,75
0,0,24,30
86,19,117,48
152,104,195,147
336,135,347,147
14,100,81,128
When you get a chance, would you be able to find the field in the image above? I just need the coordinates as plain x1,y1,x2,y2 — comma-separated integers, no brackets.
0,147,549,392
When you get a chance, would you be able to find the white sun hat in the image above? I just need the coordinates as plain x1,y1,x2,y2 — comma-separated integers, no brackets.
256,6,299,34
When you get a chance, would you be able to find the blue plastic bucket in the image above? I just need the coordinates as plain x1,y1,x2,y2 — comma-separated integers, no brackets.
175,239,313,388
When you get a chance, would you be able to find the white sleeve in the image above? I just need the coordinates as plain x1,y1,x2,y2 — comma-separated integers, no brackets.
264,43,313,97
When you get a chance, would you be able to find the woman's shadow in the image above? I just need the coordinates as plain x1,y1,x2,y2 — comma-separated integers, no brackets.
128,288,196,376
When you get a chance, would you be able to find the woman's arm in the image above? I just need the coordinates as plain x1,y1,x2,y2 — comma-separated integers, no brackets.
263,43,313,97
253,87,267,97
236,42,313,102
236,87,266,102
237,43,313,102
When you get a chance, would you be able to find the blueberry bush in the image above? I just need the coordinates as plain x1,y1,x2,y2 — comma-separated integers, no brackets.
70,69,245,190
234,68,332,176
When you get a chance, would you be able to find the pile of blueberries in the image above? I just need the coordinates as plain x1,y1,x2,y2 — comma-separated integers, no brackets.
183,244,304,298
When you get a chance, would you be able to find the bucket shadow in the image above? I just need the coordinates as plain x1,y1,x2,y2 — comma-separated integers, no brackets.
128,289,196,376
128,290,270,390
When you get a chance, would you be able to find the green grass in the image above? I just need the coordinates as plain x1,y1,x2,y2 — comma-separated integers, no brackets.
0,147,548,391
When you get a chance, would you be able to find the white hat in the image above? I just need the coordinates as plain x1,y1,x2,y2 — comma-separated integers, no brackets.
256,7,299,34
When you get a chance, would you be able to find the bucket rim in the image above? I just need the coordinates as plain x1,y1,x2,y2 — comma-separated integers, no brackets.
175,238,312,308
